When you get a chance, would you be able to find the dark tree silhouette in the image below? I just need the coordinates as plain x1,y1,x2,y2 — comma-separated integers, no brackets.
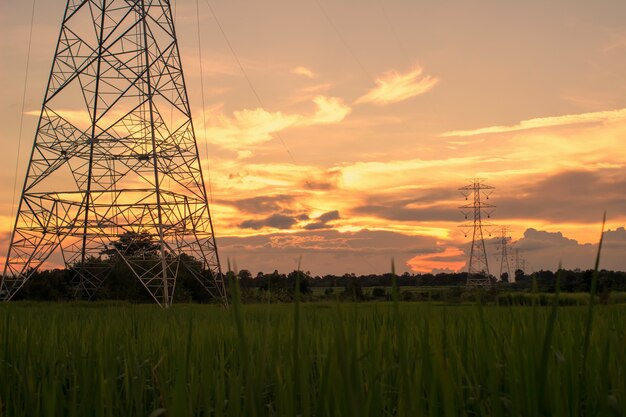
101,230,160,260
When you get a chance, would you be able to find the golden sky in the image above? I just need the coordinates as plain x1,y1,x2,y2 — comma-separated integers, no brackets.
1,0,625,275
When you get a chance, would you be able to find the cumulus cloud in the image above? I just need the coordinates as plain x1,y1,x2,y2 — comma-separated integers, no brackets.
200,95,350,150
292,66,317,78
516,228,580,251
604,227,626,249
442,107,626,137
356,65,439,106
452,226,626,275
504,227,626,272
510,228,594,271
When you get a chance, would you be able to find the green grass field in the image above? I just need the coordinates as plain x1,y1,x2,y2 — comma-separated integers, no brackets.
0,300,624,416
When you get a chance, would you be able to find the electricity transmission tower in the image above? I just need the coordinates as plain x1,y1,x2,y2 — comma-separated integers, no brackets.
459,179,495,286
497,226,513,282
514,248,527,277
1,0,226,307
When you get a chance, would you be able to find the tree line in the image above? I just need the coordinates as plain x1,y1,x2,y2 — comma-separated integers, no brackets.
8,231,626,302
10,266,626,303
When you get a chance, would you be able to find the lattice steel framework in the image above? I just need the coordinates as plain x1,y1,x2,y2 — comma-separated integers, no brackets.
514,248,527,276
459,179,495,287
497,226,513,282
1,0,226,307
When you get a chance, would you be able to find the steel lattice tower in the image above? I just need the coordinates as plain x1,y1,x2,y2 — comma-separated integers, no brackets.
514,248,527,276
1,0,226,307
497,226,513,282
459,179,495,287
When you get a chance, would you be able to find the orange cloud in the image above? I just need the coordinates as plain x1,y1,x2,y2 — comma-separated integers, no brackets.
406,246,465,273
199,95,350,149
338,156,494,192
292,66,317,78
356,65,439,106
442,107,626,137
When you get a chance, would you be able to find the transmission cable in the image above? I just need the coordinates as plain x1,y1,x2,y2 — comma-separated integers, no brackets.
195,0,216,213
312,0,372,81
376,0,449,158
378,0,410,58
10,0,37,230
203,0,297,165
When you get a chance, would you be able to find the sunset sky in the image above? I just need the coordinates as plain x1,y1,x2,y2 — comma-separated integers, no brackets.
1,0,625,276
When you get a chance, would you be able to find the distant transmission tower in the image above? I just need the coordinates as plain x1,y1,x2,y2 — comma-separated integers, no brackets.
514,248,527,276
1,0,226,307
459,179,495,286
497,226,513,282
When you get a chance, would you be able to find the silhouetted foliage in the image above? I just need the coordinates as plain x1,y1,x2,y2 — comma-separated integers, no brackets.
101,230,160,260
12,232,225,303
12,269,73,301
11,263,626,303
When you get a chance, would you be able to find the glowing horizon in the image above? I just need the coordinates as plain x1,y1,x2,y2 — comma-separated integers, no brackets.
1,0,625,276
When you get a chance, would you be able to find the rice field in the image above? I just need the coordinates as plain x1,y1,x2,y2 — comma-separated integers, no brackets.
0,299,624,417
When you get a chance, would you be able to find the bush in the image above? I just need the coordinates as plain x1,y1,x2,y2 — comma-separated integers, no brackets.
371,287,387,298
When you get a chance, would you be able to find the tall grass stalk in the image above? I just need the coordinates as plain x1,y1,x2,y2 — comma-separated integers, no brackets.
579,212,607,416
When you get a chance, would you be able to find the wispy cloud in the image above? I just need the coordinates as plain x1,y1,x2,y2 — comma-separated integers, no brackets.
287,83,334,105
307,96,351,124
199,95,350,149
356,65,439,106
292,66,317,78
442,107,626,137
299,83,332,94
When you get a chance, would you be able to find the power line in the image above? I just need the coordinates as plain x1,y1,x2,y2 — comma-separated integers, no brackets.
196,0,215,210
203,0,296,164
10,0,37,228
312,0,372,81
378,0,409,58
